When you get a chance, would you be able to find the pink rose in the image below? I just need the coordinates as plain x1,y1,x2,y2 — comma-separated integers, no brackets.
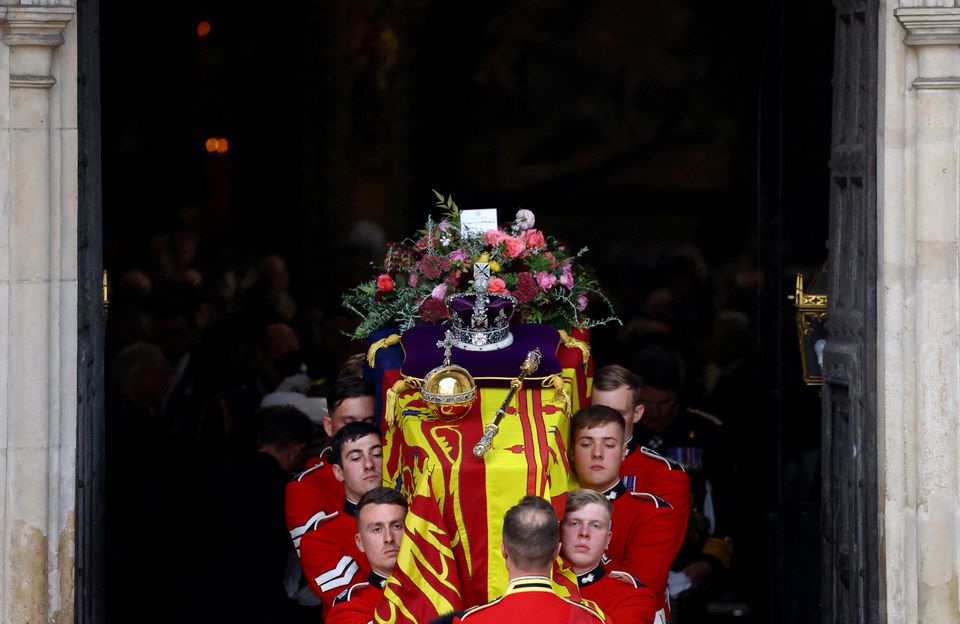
377,274,394,292
577,294,588,312
488,277,506,293
502,236,526,259
408,271,419,287
524,229,545,250
536,271,557,291
431,283,447,300
559,264,574,288
485,230,508,246
449,249,469,263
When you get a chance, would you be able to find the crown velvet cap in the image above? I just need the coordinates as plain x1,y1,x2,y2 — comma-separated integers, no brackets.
401,323,562,382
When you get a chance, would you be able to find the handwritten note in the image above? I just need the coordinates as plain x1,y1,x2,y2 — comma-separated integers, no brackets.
460,208,498,238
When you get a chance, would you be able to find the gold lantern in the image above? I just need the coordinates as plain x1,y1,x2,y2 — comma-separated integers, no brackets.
794,266,828,386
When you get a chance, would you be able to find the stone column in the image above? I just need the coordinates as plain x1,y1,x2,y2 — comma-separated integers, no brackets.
883,3,960,622
0,4,77,622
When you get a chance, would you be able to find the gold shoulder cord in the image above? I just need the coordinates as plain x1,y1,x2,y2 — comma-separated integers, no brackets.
558,330,590,371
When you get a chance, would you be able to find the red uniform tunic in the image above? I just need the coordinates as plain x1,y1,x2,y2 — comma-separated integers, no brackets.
603,481,683,616
285,446,345,554
453,577,608,624
620,438,691,522
299,499,370,612
326,572,388,624
576,564,664,624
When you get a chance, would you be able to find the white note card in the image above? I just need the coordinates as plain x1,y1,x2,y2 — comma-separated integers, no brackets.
460,208,499,238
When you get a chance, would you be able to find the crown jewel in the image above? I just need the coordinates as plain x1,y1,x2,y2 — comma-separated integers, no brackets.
445,263,516,351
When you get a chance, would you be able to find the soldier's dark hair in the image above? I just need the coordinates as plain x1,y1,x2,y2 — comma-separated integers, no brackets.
330,421,381,466
570,405,626,439
257,405,316,448
501,495,559,571
356,487,408,524
327,375,375,412
593,364,643,408
633,345,686,392
338,353,366,380
564,489,613,528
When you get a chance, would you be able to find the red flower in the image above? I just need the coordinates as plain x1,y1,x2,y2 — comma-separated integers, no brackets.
514,272,538,304
420,297,448,322
377,274,394,292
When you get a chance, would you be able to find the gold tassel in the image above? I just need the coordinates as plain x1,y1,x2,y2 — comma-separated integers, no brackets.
384,377,421,427
558,329,590,371
542,374,571,415
367,333,401,368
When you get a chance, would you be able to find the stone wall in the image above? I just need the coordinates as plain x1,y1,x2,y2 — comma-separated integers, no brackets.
0,2,77,622
882,1,960,621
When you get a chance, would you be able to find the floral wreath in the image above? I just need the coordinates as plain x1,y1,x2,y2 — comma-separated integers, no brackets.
342,191,621,340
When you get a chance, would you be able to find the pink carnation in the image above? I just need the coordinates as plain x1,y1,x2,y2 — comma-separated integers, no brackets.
502,236,526,259
536,271,557,291
524,229,545,250
416,255,450,280
559,264,574,289
449,249,469,263
515,209,535,231
431,283,447,300
420,298,448,323
488,277,506,294
514,272,539,304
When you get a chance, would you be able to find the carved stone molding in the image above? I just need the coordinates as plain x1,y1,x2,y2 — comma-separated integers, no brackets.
895,7,960,89
0,5,75,88
895,6,960,45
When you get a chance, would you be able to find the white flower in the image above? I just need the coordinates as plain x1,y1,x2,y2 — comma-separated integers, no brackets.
515,209,535,231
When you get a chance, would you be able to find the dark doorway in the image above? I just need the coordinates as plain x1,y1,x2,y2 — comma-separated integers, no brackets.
85,2,838,622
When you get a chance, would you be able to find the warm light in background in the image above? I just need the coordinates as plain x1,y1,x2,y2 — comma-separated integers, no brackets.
196,21,211,37
205,137,229,154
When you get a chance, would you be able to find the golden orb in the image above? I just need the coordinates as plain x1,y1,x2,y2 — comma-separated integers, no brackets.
421,363,477,420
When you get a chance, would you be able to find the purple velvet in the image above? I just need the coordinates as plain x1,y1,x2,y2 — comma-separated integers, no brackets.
448,294,515,325
401,323,563,382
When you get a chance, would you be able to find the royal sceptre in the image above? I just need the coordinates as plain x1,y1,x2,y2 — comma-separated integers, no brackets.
473,348,542,459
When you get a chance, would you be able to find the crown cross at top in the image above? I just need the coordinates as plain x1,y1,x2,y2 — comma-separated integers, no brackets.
472,262,491,328
436,330,454,366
